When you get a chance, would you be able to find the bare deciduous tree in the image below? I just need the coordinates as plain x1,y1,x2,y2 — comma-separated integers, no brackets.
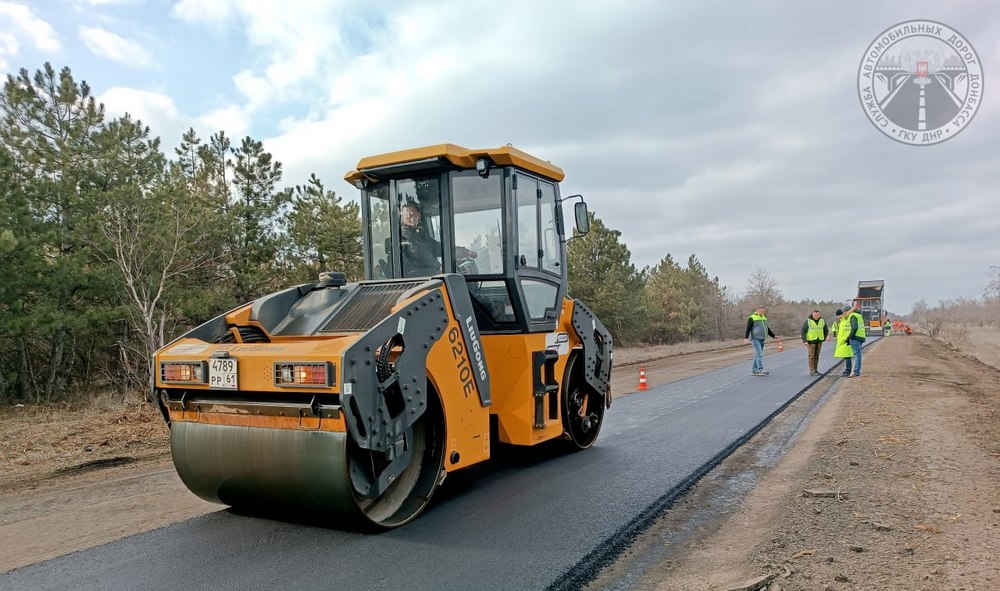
744,266,783,309
96,198,218,394
985,266,1000,301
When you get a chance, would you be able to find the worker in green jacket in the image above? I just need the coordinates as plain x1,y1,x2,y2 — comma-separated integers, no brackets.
800,310,829,376
833,307,854,372
845,305,867,377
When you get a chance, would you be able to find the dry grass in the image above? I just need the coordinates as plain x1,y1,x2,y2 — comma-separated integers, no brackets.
934,323,1000,370
614,338,745,367
0,397,169,492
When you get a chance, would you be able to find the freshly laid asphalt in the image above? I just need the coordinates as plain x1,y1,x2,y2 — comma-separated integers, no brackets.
0,340,875,591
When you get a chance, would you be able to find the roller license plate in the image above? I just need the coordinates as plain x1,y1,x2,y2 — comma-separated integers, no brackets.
208,357,238,390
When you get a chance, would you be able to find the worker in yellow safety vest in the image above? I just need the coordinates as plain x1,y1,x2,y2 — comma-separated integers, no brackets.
833,307,854,373
800,310,829,376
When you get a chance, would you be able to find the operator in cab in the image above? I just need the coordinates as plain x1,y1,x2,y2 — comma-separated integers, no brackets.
400,202,476,277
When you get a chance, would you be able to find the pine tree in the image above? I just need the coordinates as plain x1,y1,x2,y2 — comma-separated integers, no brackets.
174,127,201,180
0,145,26,403
229,136,292,302
0,64,106,401
643,254,684,343
285,174,363,282
567,213,645,344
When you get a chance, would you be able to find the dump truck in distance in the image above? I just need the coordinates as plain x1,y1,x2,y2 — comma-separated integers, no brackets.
856,280,886,334
152,144,613,528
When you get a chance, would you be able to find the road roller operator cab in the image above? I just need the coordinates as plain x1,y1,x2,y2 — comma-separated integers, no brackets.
153,144,613,529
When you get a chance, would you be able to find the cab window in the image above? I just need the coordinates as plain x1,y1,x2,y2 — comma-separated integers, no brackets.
366,183,392,278
516,175,539,269
521,279,558,321
539,181,559,274
452,172,504,275
396,177,443,278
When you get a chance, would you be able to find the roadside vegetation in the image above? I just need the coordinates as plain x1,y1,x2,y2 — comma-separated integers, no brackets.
0,64,361,406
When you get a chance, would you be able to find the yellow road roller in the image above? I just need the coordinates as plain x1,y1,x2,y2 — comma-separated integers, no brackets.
153,144,613,528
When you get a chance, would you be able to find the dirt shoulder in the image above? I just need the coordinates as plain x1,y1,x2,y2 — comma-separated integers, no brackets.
0,400,168,495
610,334,1000,591
0,403,217,572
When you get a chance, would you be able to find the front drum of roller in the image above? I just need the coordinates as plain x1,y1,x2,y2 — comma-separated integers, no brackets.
170,422,360,519
169,415,443,529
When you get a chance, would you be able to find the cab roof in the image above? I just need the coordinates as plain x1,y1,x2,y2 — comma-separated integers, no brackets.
344,143,565,185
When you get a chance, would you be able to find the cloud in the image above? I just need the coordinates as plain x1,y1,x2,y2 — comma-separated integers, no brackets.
99,86,255,152
0,1,60,67
99,87,194,146
149,1,1000,313
170,0,238,27
158,2,382,192
197,104,250,141
78,25,153,67
0,32,16,70
171,0,349,110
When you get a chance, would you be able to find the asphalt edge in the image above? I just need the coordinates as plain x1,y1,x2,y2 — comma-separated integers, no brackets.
546,337,884,590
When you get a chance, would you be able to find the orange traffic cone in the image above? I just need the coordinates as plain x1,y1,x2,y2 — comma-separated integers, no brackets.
777,340,784,352
638,367,648,391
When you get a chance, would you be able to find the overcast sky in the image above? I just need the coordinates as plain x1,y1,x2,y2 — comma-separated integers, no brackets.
2,0,997,314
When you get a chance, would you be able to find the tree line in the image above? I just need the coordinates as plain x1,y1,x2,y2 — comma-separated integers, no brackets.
1,63,841,406
566,216,845,346
0,64,361,405
907,266,1000,338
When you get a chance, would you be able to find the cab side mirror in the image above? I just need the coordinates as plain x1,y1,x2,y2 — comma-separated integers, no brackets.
574,201,590,235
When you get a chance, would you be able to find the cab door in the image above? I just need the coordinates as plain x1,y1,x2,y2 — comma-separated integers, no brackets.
513,172,566,334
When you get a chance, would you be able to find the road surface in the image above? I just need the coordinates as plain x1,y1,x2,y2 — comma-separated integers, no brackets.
1,341,871,591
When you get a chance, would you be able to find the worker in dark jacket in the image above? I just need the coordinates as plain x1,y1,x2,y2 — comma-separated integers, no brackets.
800,310,829,376
844,303,866,377
744,306,778,376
